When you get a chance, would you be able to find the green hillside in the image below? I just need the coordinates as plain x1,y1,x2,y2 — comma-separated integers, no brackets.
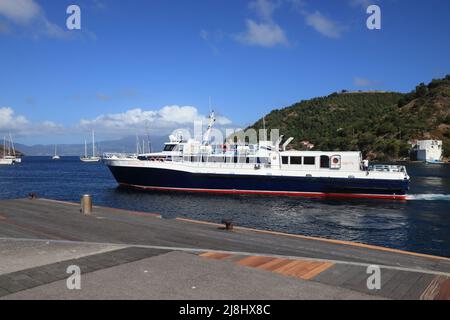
243,75,450,161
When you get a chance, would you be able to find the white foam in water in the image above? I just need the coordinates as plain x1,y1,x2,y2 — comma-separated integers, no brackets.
407,194,450,201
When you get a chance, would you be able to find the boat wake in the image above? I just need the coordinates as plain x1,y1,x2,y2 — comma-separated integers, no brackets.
407,194,450,201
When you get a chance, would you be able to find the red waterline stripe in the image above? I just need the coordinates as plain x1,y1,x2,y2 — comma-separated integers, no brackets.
120,183,407,201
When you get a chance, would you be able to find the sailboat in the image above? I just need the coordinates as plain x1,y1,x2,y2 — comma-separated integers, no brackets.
80,130,101,162
0,137,13,165
2,133,21,163
52,145,60,160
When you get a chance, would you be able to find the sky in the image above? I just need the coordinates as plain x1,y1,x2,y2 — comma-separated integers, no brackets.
0,0,450,145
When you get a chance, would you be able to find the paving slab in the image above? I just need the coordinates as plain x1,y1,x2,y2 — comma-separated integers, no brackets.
1,251,383,300
0,238,125,275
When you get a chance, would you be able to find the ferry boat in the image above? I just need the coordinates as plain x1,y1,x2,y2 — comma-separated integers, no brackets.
104,113,410,200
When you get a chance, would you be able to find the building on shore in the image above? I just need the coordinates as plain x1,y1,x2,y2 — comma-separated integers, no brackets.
409,140,443,162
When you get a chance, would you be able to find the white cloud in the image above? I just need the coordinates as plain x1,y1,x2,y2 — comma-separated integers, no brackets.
79,106,232,134
0,0,41,25
354,77,382,88
0,107,29,130
235,19,288,47
0,107,63,139
0,105,233,142
0,0,67,38
249,0,281,22
305,11,346,39
235,0,288,48
41,120,60,129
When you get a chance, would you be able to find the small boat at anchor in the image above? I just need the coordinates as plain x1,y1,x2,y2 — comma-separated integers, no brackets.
2,134,21,164
52,145,60,160
80,130,101,162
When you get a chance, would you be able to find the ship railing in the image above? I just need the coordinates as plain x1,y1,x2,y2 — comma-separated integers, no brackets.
184,162,267,169
368,164,407,173
103,153,138,160
171,159,271,170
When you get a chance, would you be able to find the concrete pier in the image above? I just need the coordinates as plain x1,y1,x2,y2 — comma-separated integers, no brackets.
0,198,449,300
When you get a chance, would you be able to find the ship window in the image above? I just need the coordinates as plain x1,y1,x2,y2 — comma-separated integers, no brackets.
164,144,175,151
290,156,302,165
320,155,330,168
304,157,315,165
257,157,269,164
282,156,289,164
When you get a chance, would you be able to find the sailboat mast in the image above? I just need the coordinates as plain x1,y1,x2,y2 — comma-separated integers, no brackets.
136,134,139,155
84,140,87,158
6,135,10,156
92,130,95,157
9,132,15,157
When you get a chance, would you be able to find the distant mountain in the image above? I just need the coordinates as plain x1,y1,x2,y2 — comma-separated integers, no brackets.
243,75,450,161
14,135,167,156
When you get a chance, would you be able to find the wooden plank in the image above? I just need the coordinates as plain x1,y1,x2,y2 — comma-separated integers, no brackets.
302,262,334,280
273,260,307,275
257,258,292,271
223,255,247,262
199,252,231,260
435,277,450,300
199,252,216,258
236,256,275,268
288,261,322,278
420,276,447,300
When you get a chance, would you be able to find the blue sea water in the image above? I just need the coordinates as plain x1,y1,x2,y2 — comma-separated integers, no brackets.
1,156,449,257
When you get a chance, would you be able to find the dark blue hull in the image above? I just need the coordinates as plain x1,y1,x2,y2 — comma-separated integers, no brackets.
107,165,409,200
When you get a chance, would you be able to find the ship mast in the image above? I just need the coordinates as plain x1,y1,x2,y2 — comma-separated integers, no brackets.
202,109,216,146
